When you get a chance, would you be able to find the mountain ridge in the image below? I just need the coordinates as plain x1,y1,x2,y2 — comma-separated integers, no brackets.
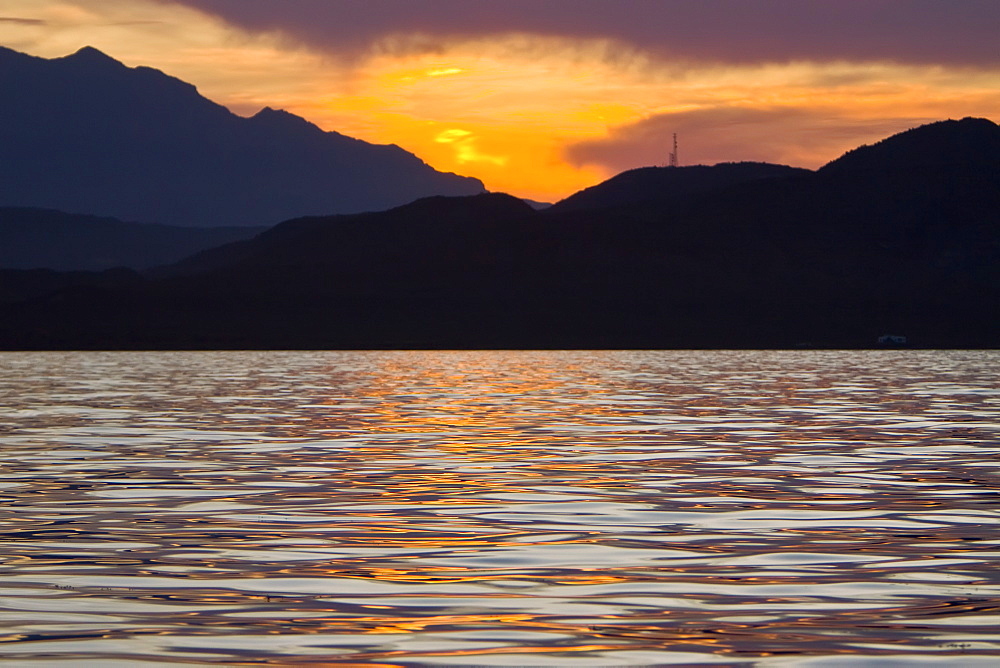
0,207,265,271
0,45,484,227
0,114,996,349
820,117,1000,173
550,162,811,213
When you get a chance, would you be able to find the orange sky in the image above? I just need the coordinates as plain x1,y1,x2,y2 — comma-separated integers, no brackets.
2,0,999,202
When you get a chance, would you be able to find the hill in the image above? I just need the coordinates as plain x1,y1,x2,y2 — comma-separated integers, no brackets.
0,118,996,349
0,208,264,271
549,162,810,213
0,46,484,227
821,117,1000,174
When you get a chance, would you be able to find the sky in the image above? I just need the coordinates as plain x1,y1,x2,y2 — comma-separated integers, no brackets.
2,0,999,202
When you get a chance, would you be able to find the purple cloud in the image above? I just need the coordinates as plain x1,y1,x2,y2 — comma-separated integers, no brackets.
164,0,1000,66
0,17,47,25
565,108,931,171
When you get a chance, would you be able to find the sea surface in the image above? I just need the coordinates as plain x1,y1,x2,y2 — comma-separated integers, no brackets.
0,350,998,667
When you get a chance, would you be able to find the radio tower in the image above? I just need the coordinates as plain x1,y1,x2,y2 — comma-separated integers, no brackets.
668,133,679,167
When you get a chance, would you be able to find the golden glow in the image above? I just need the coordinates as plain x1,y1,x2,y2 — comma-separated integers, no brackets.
2,1,999,202
427,67,464,77
433,128,507,166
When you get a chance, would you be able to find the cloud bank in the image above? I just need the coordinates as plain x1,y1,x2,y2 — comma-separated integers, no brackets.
5,0,999,199
0,17,47,25
166,0,1000,66
566,107,936,172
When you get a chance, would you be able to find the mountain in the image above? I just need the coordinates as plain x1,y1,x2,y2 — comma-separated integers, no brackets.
0,46,484,227
158,192,536,278
0,207,265,271
0,118,996,350
0,267,142,308
549,162,810,213
820,117,1000,174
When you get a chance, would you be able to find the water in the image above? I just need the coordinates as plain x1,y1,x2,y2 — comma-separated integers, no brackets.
0,350,998,666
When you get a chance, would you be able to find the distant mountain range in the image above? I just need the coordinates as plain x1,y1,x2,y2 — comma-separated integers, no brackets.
1,116,996,349
0,208,264,271
0,46,484,228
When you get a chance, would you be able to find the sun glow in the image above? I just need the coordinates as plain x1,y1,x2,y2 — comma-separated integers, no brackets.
434,129,507,166
3,0,999,202
426,67,463,77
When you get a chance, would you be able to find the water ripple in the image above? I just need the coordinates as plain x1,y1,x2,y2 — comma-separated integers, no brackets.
0,350,998,665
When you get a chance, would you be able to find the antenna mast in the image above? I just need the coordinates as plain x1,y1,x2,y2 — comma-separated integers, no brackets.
668,133,678,167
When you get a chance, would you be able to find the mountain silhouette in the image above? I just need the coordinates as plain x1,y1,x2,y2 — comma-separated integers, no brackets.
549,162,809,213
0,46,484,227
820,117,1000,174
158,192,536,278
0,118,996,349
0,207,264,271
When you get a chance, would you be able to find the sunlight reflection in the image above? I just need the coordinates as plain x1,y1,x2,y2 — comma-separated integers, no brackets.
0,351,997,663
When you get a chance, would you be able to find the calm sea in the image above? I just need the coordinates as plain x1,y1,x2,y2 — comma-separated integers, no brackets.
0,350,998,666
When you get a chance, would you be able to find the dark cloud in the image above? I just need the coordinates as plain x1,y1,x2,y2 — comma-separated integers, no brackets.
0,17,47,25
164,0,1000,66
565,108,930,171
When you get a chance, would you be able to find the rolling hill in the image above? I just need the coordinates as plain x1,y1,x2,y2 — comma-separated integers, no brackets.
0,207,264,271
0,118,996,349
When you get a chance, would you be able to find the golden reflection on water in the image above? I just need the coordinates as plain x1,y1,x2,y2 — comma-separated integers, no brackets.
0,350,998,665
